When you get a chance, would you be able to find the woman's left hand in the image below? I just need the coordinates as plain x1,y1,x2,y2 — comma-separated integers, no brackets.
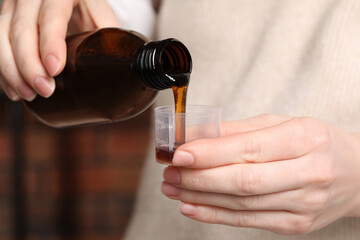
161,114,360,235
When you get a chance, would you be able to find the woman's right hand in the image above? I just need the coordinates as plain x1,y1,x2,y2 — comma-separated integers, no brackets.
0,0,120,101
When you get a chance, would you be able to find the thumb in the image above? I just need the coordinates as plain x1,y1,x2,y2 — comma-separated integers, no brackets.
221,114,293,137
39,0,74,77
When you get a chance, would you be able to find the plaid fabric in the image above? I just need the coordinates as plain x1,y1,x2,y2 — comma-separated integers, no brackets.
0,93,151,240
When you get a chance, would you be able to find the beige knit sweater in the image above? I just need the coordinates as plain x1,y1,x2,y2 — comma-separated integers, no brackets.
124,0,360,239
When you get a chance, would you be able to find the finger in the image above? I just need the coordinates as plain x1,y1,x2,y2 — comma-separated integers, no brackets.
164,158,306,196
163,182,298,211
0,2,20,101
39,0,74,77
82,0,121,28
184,114,292,150
221,114,293,137
0,32,34,101
10,0,55,98
0,81,20,101
162,182,322,213
0,4,35,101
173,117,318,168
179,203,314,235
0,0,15,14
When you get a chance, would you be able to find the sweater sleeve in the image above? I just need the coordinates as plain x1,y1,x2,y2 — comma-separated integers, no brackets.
106,0,156,38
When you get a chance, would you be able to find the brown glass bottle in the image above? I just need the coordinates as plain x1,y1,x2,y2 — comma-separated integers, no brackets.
24,28,192,128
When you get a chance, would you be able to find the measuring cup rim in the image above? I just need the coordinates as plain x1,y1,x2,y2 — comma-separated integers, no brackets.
154,105,221,117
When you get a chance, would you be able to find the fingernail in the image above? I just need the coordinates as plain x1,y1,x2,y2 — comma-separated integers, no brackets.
44,55,60,76
179,202,196,216
173,151,194,166
3,85,20,101
34,77,55,98
161,182,180,196
163,167,180,184
17,82,37,101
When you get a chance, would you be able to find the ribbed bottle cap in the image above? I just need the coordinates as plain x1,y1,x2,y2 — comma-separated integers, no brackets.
133,39,192,90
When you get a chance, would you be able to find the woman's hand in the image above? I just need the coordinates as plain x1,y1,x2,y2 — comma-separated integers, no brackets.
0,0,120,101
161,114,360,235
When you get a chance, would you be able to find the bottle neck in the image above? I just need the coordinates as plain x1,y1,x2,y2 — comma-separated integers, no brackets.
133,38,192,90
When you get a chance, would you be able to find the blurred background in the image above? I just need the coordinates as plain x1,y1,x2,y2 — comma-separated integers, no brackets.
0,91,151,240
